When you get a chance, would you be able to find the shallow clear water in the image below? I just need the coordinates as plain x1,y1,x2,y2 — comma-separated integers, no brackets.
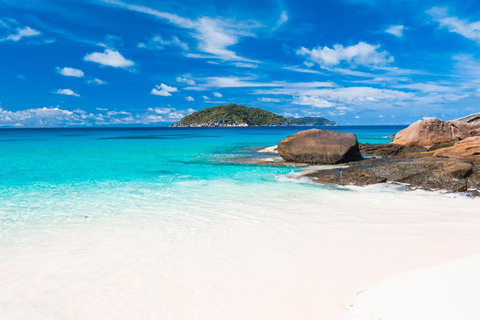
0,126,401,234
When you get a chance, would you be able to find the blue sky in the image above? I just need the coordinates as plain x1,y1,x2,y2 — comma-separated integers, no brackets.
1,0,480,126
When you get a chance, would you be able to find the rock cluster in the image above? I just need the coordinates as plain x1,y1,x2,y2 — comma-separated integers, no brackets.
393,113,480,146
275,114,480,195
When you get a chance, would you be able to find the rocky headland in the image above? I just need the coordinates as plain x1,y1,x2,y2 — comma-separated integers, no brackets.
259,113,480,195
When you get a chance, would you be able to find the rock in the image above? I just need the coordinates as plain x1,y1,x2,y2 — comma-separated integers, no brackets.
393,117,453,146
393,113,480,147
433,136,480,159
305,160,473,193
278,129,363,164
449,113,480,140
360,143,428,158
467,172,480,190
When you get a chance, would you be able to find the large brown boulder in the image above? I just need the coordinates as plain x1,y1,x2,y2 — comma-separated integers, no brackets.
393,117,452,146
278,129,363,164
393,113,480,147
449,113,480,140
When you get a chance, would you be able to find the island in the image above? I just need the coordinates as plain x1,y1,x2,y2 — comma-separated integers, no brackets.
287,116,338,126
170,103,337,127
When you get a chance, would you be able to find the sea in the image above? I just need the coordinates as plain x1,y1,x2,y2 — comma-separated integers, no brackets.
1,126,480,320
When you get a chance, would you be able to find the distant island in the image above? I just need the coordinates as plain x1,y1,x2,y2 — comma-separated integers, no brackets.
287,116,338,126
171,104,337,127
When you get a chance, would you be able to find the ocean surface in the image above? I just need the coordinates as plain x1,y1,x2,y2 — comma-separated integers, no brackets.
2,125,480,320
0,126,399,234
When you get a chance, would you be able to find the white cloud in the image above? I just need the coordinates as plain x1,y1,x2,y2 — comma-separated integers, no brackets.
254,86,415,111
274,11,288,30
395,83,456,93
148,107,171,114
84,49,134,68
385,25,404,37
99,0,260,61
296,42,393,68
202,95,210,100
1,26,40,42
258,97,280,102
213,92,222,98
151,83,178,96
185,96,194,101
54,89,80,97
427,7,480,43
0,105,198,127
293,96,336,108
282,66,325,75
187,76,335,90
176,75,196,85
57,67,84,77
233,62,258,68
139,35,189,50
88,78,108,85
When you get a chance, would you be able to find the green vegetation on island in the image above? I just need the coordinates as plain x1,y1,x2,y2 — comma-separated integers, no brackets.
171,103,338,127
287,116,338,126
172,104,289,127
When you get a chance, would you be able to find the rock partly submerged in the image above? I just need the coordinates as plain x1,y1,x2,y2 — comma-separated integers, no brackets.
278,129,363,165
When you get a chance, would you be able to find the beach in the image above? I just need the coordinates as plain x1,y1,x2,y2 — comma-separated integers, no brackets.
1,127,479,319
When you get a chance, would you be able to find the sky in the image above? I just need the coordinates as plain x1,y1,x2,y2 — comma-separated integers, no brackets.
1,0,480,126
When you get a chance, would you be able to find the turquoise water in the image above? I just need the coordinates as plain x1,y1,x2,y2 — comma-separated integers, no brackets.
0,126,403,234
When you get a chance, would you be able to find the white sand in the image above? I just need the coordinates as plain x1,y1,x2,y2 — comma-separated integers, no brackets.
256,145,278,153
1,182,480,319
344,254,480,320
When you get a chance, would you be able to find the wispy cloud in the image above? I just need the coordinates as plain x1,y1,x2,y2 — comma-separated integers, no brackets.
84,49,135,68
385,25,404,37
98,0,261,61
427,7,480,43
273,11,288,30
87,78,108,85
176,75,196,85
0,25,41,42
186,76,335,90
258,97,280,102
138,35,189,50
151,83,178,96
185,96,194,101
54,89,80,97
57,67,84,77
293,95,336,108
282,66,325,75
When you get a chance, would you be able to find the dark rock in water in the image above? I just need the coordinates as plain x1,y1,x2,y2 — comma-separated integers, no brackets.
393,113,480,147
467,172,480,190
305,159,473,193
360,143,428,157
278,129,363,164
